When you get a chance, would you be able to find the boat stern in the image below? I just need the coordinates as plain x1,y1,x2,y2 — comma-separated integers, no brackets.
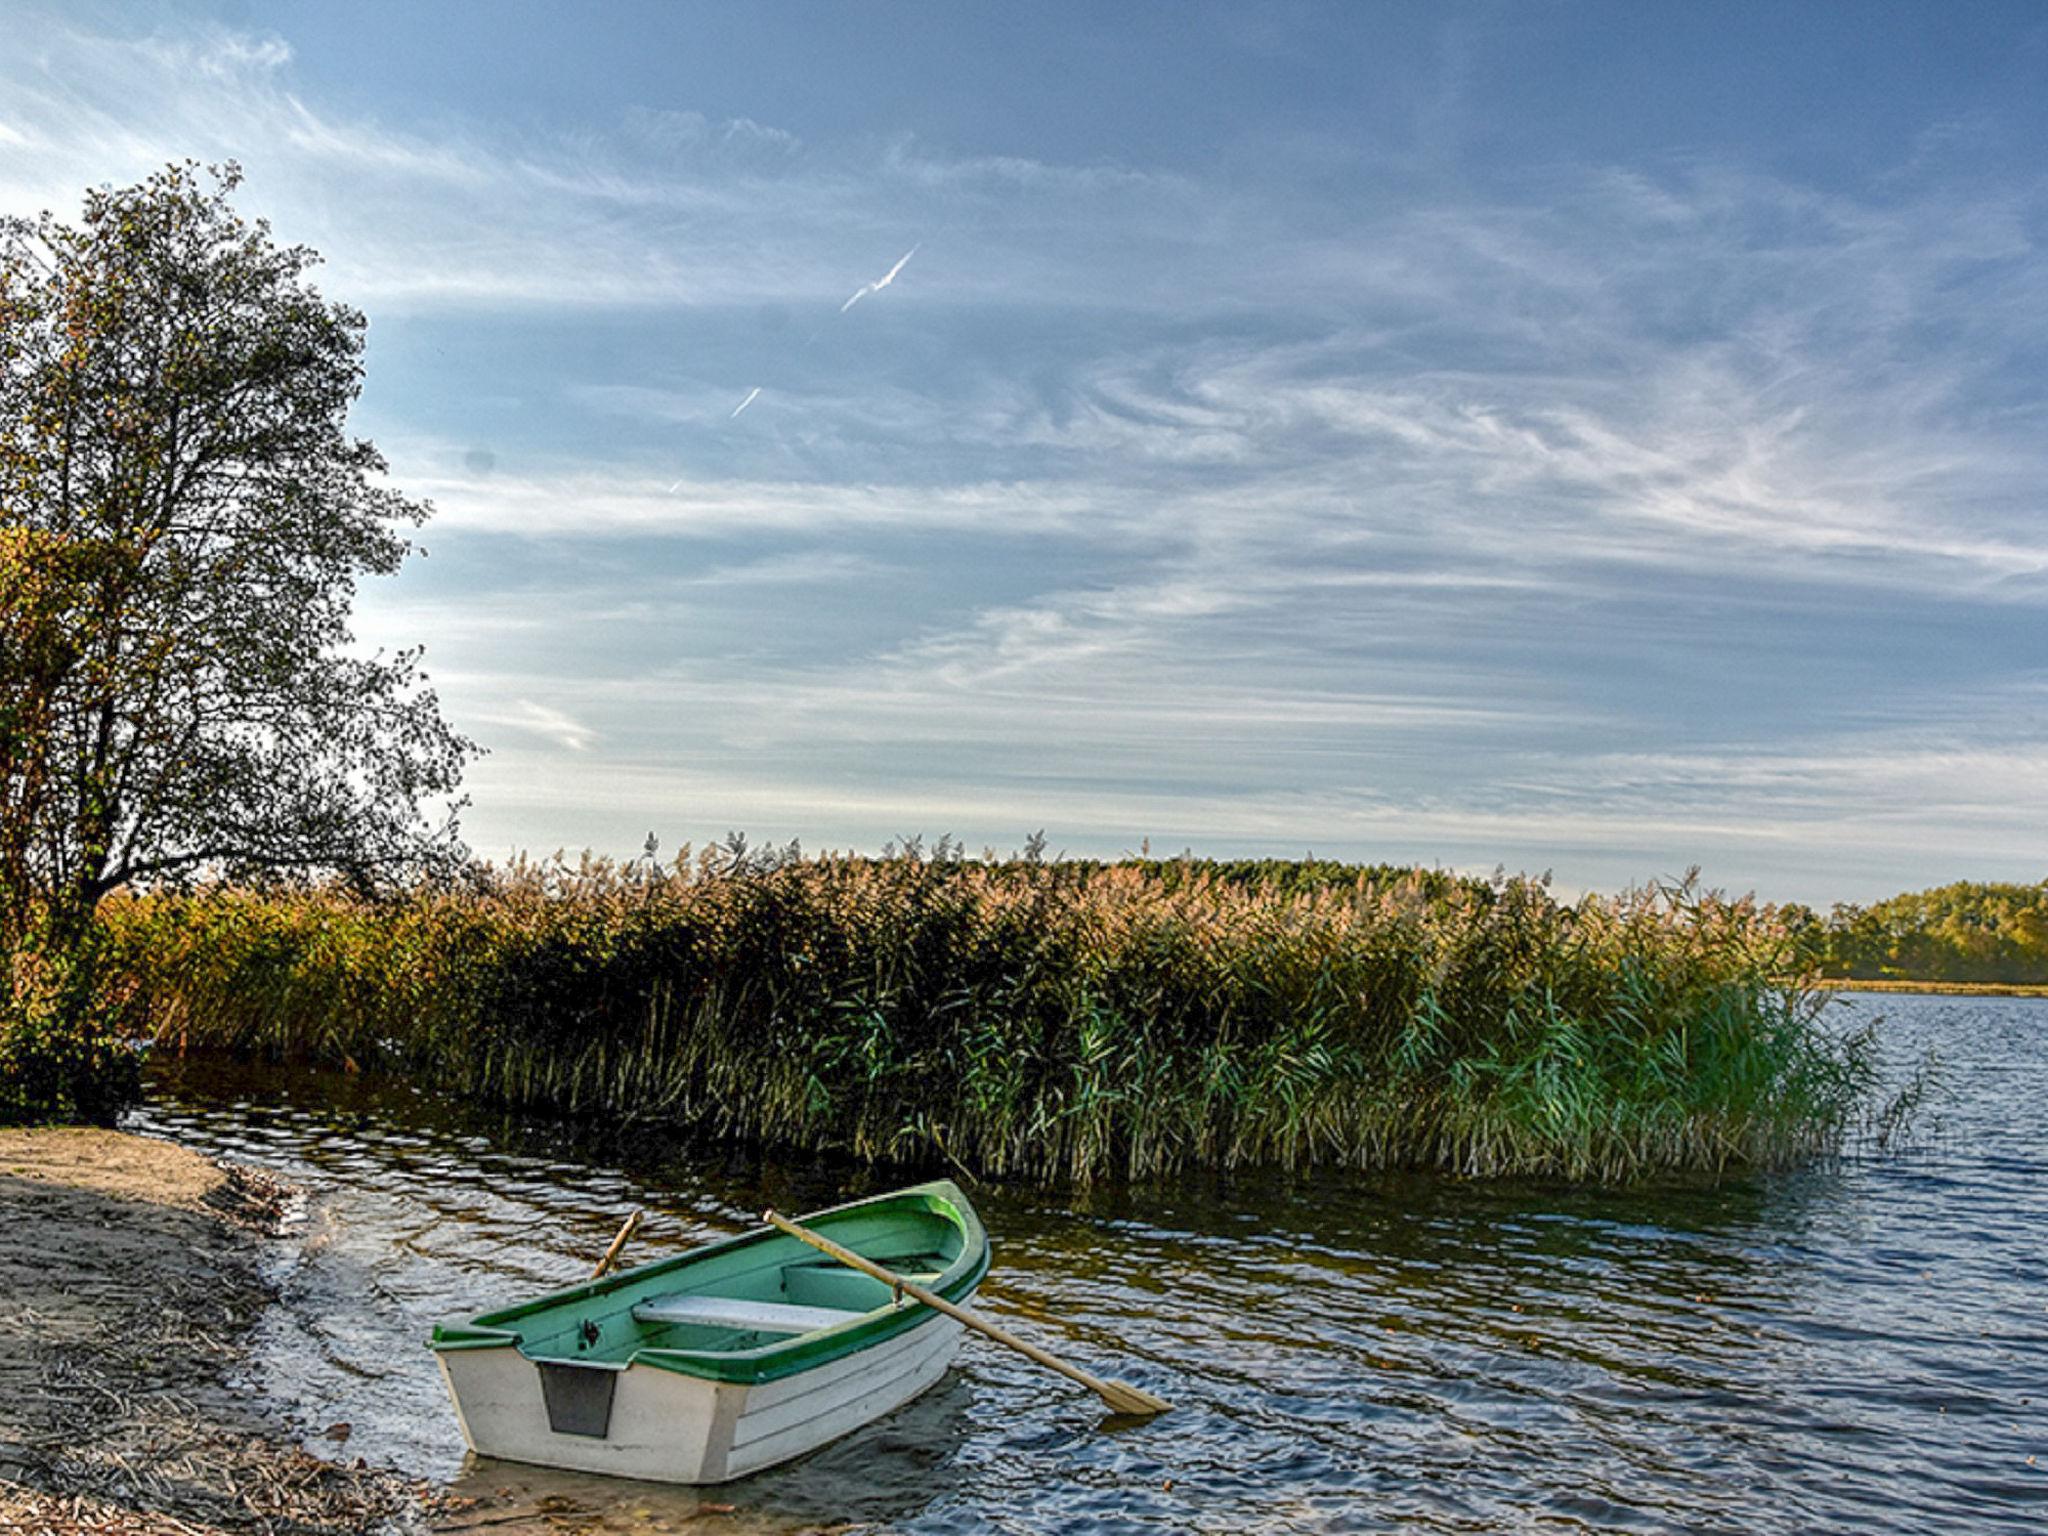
433,1331,743,1482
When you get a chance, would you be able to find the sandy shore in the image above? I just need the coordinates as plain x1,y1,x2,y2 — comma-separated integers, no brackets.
0,1127,455,1535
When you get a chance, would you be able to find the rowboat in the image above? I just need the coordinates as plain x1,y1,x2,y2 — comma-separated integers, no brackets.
429,1180,989,1484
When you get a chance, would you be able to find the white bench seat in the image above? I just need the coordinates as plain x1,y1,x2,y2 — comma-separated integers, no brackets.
631,1293,856,1335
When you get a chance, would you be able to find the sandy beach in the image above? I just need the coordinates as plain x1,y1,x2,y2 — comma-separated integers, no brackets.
0,1127,446,1535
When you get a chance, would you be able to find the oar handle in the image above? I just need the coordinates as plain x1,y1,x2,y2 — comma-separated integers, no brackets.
763,1208,1168,1415
591,1209,644,1280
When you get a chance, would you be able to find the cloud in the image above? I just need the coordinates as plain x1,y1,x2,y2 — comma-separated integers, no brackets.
0,21,809,306
682,550,895,586
176,31,294,78
0,15,1208,313
446,721,2048,903
396,463,1106,538
621,106,803,163
475,700,596,752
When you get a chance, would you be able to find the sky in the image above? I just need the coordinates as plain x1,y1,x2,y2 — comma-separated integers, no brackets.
2,1,2046,903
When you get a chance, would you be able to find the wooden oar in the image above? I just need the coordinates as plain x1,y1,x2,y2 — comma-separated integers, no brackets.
763,1208,1171,1418
590,1209,644,1280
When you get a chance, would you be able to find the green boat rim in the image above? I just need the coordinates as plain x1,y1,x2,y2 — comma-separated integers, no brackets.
428,1179,989,1385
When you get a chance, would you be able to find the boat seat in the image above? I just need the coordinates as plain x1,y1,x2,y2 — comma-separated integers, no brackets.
630,1293,854,1335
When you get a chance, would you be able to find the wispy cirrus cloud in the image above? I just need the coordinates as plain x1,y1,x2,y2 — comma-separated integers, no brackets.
0,15,1199,312
472,699,596,753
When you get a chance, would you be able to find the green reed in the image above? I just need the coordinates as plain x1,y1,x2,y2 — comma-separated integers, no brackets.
100,851,1873,1184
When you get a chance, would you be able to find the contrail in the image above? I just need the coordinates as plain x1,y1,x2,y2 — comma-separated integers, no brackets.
730,385,762,419
840,244,918,313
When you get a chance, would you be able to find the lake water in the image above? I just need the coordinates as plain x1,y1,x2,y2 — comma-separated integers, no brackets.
131,992,2046,1534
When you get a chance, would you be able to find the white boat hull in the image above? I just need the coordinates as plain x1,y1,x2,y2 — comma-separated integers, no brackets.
437,1313,964,1484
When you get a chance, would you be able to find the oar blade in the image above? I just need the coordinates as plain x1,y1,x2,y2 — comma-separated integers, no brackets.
1098,1379,1173,1417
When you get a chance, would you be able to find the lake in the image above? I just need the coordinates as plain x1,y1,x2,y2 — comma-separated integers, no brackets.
132,992,2046,1533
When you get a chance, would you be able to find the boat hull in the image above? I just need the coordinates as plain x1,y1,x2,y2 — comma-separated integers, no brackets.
437,1312,964,1483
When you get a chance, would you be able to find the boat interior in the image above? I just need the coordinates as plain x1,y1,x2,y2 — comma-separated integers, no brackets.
489,1202,968,1366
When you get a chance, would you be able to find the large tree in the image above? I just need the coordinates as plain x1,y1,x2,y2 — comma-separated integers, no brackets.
1,163,470,1114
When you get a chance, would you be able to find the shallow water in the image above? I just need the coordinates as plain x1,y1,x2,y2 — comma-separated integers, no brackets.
132,993,2046,1533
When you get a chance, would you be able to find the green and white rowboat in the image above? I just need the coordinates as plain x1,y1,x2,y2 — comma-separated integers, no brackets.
430,1180,989,1484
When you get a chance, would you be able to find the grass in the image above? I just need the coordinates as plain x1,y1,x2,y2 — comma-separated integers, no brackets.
99,848,1875,1185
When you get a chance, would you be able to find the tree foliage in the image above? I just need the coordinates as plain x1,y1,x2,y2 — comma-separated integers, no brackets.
1,163,470,1117
1784,881,2048,984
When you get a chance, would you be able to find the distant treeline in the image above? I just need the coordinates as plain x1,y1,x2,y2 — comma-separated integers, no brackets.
1781,881,2048,985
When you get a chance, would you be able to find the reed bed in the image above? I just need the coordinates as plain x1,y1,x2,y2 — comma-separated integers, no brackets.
101,851,1871,1184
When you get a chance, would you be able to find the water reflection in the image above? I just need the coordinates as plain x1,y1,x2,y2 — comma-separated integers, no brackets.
132,994,2047,1534
443,1376,977,1533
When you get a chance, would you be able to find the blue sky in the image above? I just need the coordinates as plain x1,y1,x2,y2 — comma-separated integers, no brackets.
4,1,2046,901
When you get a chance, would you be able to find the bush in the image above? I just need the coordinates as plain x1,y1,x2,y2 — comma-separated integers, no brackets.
1,936,142,1125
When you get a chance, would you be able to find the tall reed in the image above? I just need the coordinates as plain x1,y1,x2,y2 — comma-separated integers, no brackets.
102,851,1870,1184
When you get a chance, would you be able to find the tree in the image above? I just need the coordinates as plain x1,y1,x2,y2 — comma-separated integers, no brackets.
1,163,471,1119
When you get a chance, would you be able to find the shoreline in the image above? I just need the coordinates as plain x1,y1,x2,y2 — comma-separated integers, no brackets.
0,1128,476,1535
1827,979,2048,998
